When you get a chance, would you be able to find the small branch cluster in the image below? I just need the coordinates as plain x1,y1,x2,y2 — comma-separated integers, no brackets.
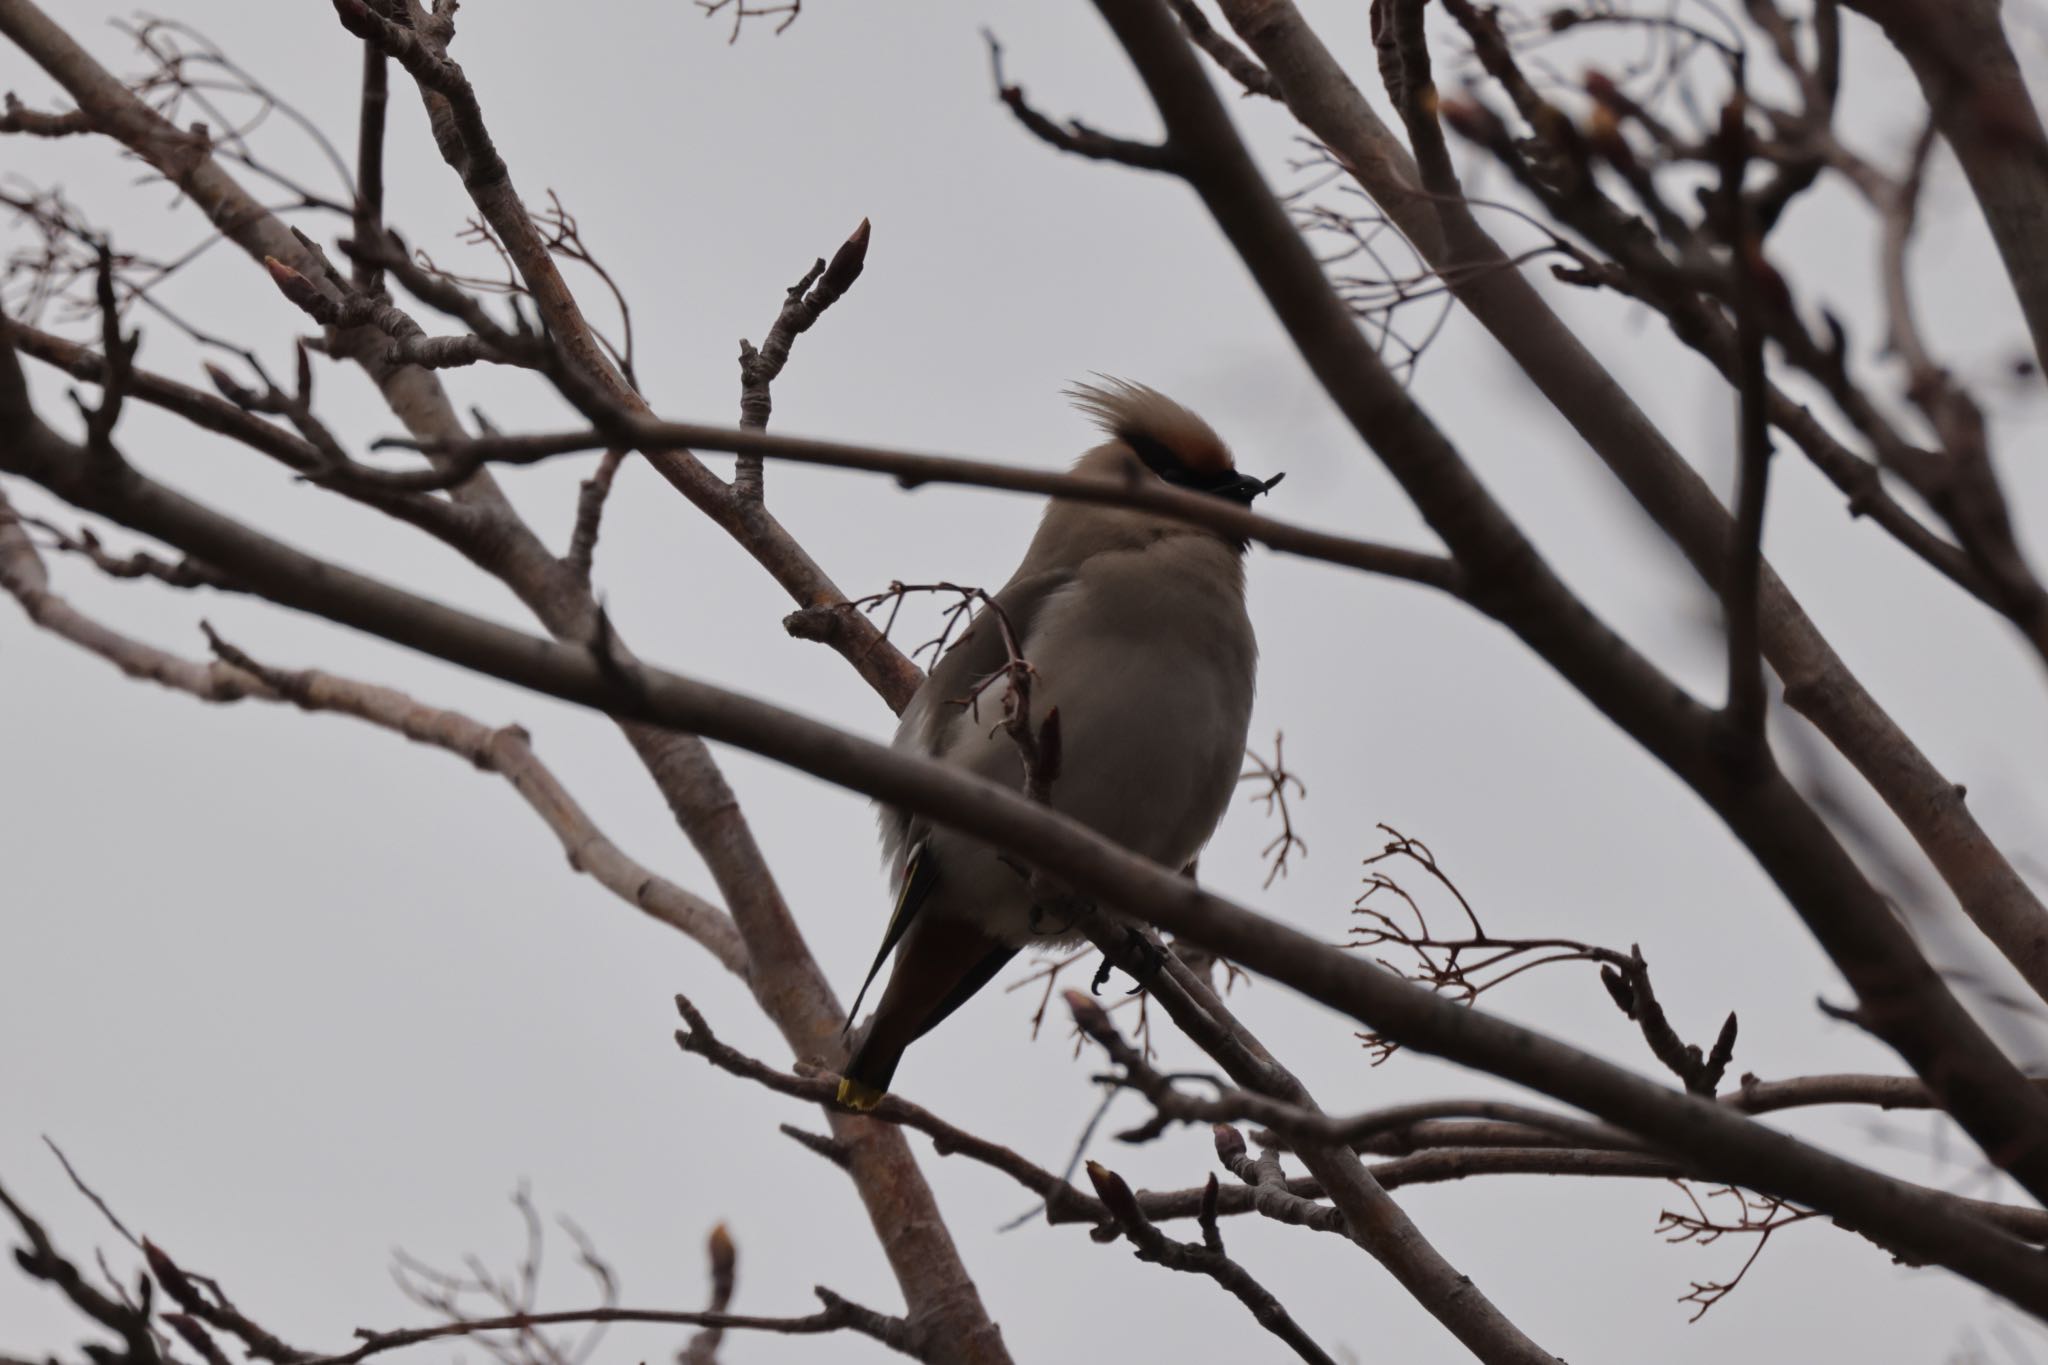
847,579,1061,802
1349,825,1737,1091
389,1187,619,1365
696,0,802,44
0,1162,918,1365
1348,824,1600,1058
1658,1181,1821,1321
1084,1162,1339,1365
1239,731,1307,887
1436,0,2048,663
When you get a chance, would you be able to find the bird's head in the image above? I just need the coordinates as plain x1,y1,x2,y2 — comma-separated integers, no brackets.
1066,377,1285,507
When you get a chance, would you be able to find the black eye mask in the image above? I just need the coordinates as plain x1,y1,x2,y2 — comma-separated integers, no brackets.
1122,430,1285,505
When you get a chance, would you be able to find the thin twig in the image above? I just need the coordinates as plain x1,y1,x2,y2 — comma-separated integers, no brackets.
1086,1162,1340,1365
734,219,870,501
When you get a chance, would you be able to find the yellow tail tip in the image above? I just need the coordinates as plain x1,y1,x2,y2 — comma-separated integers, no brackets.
837,1076,887,1111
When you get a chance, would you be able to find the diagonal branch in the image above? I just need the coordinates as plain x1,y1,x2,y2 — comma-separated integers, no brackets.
1168,0,1278,98
1085,1163,1339,1365
1083,0,2048,1213
1076,925,1563,1364
1840,0,2048,372
1716,91,1773,760
0,12,1001,1358
1207,0,2048,1008
672,994,1104,1226
0,492,748,974
330,0,924,711
12,303,2048,1320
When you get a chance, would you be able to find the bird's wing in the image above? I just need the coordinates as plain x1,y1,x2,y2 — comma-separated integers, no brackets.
856,569,1074,1030
844,835,939,1032
878,567,1076,865
909,569,1076,757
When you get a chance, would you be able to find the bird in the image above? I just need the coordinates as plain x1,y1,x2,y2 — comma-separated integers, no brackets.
836,378,1282,1110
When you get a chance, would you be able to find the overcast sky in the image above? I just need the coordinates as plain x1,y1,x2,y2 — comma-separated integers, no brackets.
6,3,2048,1362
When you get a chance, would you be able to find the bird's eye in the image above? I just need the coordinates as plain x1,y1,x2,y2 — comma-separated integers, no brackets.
1122,430,1187,481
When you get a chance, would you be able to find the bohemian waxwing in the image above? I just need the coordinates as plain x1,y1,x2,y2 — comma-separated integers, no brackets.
837,379,1281,1109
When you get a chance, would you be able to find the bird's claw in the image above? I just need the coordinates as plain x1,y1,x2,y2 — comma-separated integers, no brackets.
1090,928,1164,995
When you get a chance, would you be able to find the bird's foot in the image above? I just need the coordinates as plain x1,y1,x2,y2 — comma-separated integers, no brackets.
1091,927,1165,995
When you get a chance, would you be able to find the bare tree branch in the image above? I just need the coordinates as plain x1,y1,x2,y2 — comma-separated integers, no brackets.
305,1292,921,1365
3,367,2044,1309
672,994,1104,1226
0,493,749,972
0,9,997,1361
1085,1162,1339,1365
733,217,869,500
1715,88,1774,760
329,0,927,712
11,3,2048,1354
1080,0,2048,1214
987,32,1182,173
1206,0,2048,1006
1840,0,2048,370
359,418,1465,591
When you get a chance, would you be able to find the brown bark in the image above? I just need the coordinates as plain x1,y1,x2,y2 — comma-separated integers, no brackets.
1089,0,2048,1207
1843,0,2048,371
1208,0,2048,1004
0,6,1008,1357
4,376,2043,1314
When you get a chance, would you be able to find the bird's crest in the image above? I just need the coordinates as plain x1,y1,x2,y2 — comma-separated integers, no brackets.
1067,377,1234,478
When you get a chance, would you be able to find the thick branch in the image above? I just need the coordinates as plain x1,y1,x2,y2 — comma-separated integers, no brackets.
5,388,2048,1314
1082,933,1562,1365
1207,0,2048,1005
0,10,987,1338
333,0,925,711
352,41,387,294
1718,99,1772,758
1086,0,2048,1209
1842,0,2048,371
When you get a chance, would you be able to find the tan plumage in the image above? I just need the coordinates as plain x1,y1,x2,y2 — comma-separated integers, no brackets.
838,380,1279,1109
1068,375,1235,478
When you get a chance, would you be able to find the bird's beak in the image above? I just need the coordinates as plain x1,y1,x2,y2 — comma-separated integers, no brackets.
1213,470,1286,505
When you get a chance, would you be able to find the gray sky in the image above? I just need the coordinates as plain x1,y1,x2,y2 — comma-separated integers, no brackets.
5,2,2047,1362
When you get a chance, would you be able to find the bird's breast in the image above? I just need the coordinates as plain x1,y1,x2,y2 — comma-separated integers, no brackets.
1015,542,1256,868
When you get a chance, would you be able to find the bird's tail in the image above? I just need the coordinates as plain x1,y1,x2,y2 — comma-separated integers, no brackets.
836,1037,901,1112
834,927,1019,1112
